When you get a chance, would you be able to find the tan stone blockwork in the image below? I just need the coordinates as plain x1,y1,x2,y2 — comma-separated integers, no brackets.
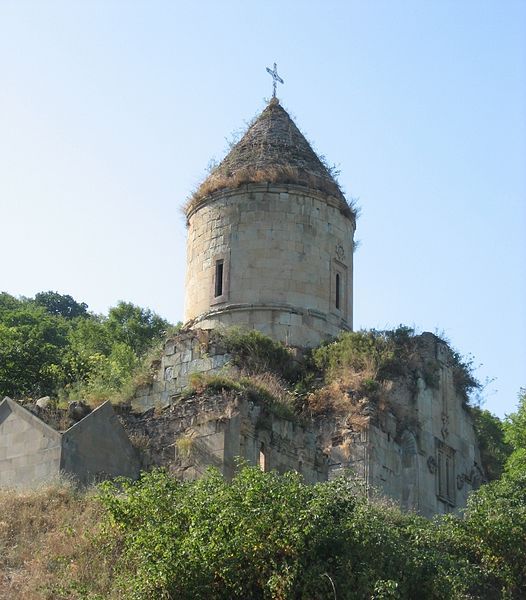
184,184,355,347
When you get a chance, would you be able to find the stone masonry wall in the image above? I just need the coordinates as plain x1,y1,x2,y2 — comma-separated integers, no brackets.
0,399,140,489
331,333,484,517
132,329,230,412
121,392,328,484
184,183,355,347
0,398,62,489
128,331,483,518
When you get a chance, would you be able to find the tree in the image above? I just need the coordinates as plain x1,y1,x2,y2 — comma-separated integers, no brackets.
504,388,526,477
0,292,172,401
0,304,69,397
33,291,88,319
470,406,512,481
105,301,169,356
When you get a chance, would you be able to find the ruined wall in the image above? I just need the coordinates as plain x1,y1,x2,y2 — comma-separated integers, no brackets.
127,331,483,518
1,329,482,518
323,333,484,517
132,330,230,412
388,333,483,516
0,398,61,489
61,402,140,485
184,183,355,347
122,392,328,484
0,399,140,489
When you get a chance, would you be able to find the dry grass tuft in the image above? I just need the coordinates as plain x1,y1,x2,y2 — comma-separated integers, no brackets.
175,435,195,459
184,165,355,220
0,482,117,599
303,361,388,432
240,370,292,406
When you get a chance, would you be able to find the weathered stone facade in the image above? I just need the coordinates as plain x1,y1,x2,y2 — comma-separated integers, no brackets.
122,392,328,484
323,333,484,516
185,183,355,348
132,329,230,412
0,398,140,488
184,99,355,348
127,330,483,518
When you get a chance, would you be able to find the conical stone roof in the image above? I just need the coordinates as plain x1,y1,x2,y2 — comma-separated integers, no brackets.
187,98,353,219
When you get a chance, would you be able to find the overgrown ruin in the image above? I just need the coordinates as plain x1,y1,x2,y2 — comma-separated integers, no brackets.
0,96,484,518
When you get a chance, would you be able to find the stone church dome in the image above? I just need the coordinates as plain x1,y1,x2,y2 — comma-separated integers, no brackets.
184,97,356,347
186,98,354,220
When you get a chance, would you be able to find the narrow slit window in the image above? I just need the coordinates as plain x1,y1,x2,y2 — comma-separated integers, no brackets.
259,442,267,472
215,260,224,297
335,272,341,310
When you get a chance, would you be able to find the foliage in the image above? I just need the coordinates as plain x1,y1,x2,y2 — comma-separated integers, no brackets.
504,389,526,452
104,302,169,356
504,388,526,478
307,328,419,419
34,290,89,319
449,349,481,402
175,435,195,458
470,406,512,481
0,291,171,404
0,293,69,397
312,326,417,384
94,466,526,600
437,469,526,598
1,464,525,599
312,327,480,403
216,327,298,382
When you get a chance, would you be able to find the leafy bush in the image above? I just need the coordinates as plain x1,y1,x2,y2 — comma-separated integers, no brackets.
0,291,171,404
2,465,525,599
470,406,512,480
95,466,526,599
312,327,480,405
184,372,241,396
312,327,418,384
449,349,481,402
504,388,526,479
97,468,408,599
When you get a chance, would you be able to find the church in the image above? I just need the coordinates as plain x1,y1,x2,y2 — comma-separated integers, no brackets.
184,94,355,348
0,74,484,517
128,78,484,517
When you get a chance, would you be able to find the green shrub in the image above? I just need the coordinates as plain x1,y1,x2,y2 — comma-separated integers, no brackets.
312,327,480,405
470,406,512,481
95,466,526,599
312,327,419,392
182,372,241,399
449,349,480,401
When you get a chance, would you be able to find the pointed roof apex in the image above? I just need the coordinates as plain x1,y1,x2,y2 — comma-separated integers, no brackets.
186,101,354,220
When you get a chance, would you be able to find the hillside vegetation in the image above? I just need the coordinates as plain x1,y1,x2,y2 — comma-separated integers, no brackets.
1,291,525,598
1,457,525,599
0,291,174,406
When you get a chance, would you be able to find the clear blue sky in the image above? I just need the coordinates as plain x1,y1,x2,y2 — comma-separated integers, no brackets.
0,1,524,417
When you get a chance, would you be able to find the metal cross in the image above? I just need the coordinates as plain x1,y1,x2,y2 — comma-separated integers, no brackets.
266,62,284,98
